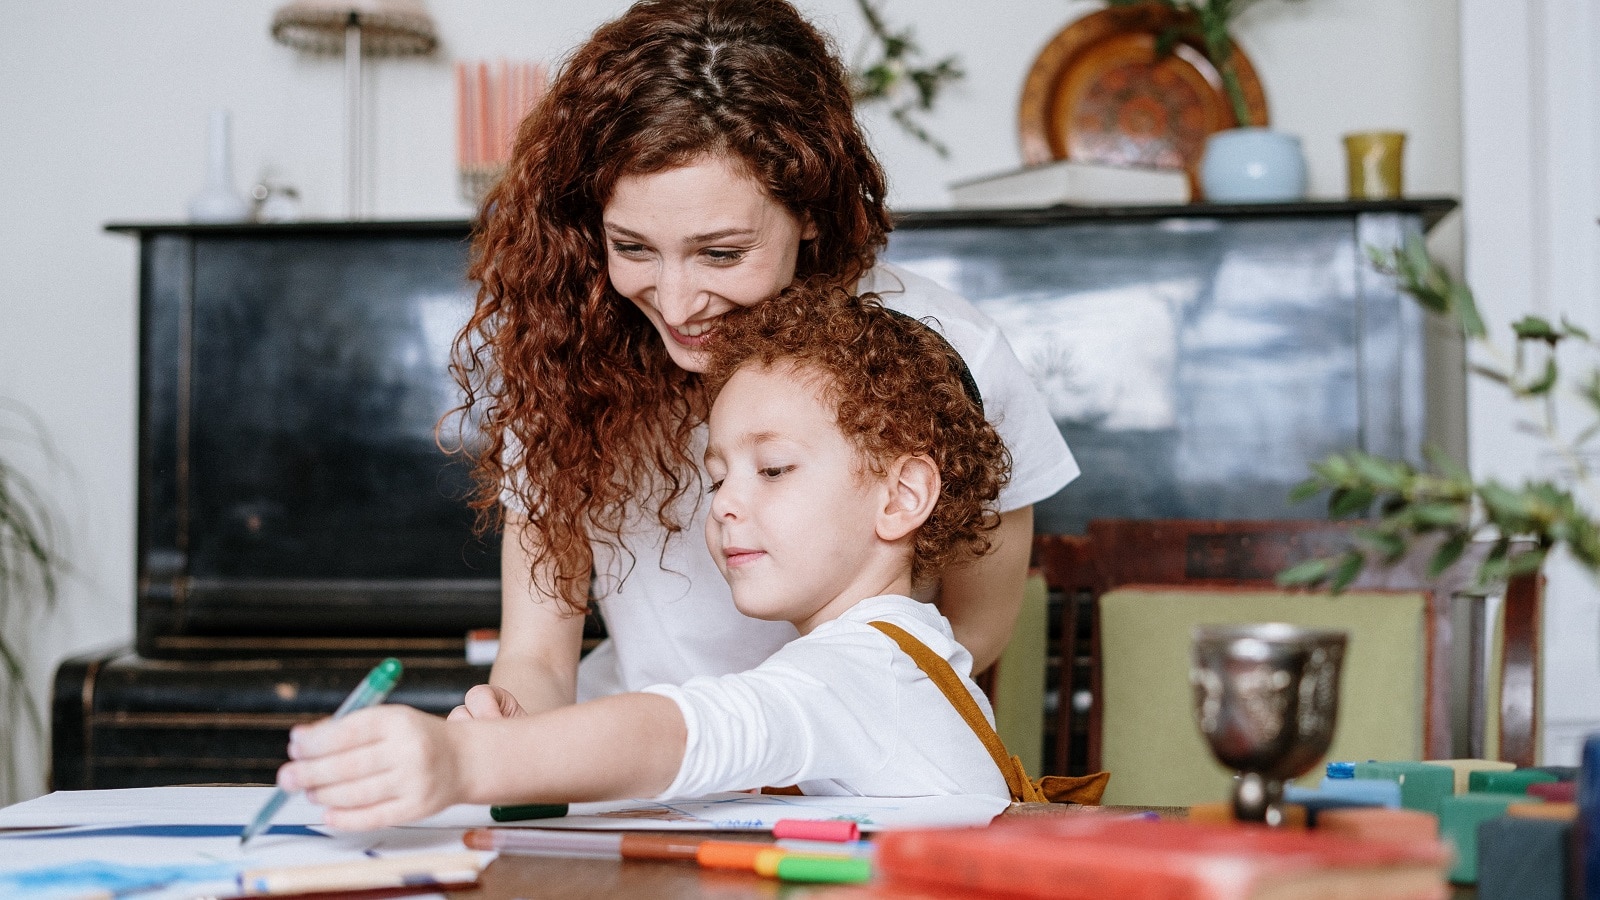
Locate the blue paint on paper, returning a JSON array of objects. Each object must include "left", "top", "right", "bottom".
[{"left": 0, "top": 859, "right": 235, "bottom": 899}]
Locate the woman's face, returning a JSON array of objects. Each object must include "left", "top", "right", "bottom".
[{"left": 603, "top": 154, "right": 817, "bottom": 373}]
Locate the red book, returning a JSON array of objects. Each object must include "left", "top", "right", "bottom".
[{"left": 875, "top": 816, "right": 1452, "bottom": 900}]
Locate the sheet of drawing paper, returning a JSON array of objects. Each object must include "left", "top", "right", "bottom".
[
  {"left": 411, "top": 792, "right": 1011, "bottom": 832},
  {"left": 0, "top": 826, "right": 479, "bottom": 900},
  {"left": 0, "top": 785, "right": 323, "bottom": 828}
]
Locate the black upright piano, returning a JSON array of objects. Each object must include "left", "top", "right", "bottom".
[{"left": 54, "top": 200, "right": 1454, "bottom": 788}]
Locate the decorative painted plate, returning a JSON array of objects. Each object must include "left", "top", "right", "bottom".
[{"left": 1018, "top": 6, "right": 1268, "bottom": 200}]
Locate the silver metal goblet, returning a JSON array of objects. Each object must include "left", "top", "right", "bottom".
[{"left": 1190, "top": 623, "right": 1348, "bottom": 825}]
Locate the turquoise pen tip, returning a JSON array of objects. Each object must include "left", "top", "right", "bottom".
[
  {"left": 370, "top": 657, "right": 403, "bottom": 692},
  {"left": 240, "top": 657, "right": 405, "bottom": 846},
  {"left": 240, "top": 788, "right": 290, "bottom": 845}
]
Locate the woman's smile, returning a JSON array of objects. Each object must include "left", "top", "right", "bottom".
[
  {"left": 602, "top": 153, "right": 815, "bottom": 373},
  {"left": 670, "top": 317, "right": 721, "bottom": 346}
]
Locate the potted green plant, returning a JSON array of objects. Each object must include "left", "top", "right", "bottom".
[
  {"left": 1108, "top": 0, "right": 1308, "bottom": 202},
  {"left": 0, "top": 402, "right": 62, "bottom": 804},
  {"left": 1280, "top": 240, "right": 1599, "bottom": 591}
]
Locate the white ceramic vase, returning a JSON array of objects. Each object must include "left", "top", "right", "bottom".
[
  {"left": 187, "top": 110, "right": 253, "bottom": 223},
  {"left": 1200, "top": 128, "right": 1308, "bottom": 204}
]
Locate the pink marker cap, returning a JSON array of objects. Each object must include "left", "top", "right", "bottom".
[{"left": 773, "top": 818, "right": 860, "bottom": 842}]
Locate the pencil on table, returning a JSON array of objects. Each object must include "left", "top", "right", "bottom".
[{"left": 238, "top": 850, "right": 486, "bottom": 896}]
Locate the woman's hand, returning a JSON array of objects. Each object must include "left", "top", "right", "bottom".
[
  {"left": 277, "top": 705, "right": 466, "bottom": 831},
  {"left": 448, "top": 683, "right": 527, "bottom": 721}
]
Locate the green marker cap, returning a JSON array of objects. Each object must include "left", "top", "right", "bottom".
[
  {"left": 775, "top": 855, "right": 873, "bottom": 884},
  {"left": 370, "top": 657, "right": 403, "bottom": 692},
  {"left": 490, "top": 802, "right": 569, "bottom": 822}
]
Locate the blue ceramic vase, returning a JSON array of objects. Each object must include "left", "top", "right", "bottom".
[{"left": 1200, "top": 128, "right": 1307, "bottom": 203}]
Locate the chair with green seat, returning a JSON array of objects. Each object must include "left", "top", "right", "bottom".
[
  {"left": 1098, "top": 585, "right": 1428, "bottom": 807},
  {"left": 1033, "top": 519, "right": 1543, "bottom": 795},
  {"left": 989, "top": 571, "right": 1050, "bottom": 777}
]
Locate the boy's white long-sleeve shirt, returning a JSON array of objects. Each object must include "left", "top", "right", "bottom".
[{"left": 639, "top": 594, "right": 1011, "bottom": 800}]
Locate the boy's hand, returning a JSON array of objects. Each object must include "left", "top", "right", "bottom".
[
  {"left": 277, "top": 705, "right": 465, "bottom": 831},
  {"left": 447, "top": 683, "right": 526, "bottom": 721}
]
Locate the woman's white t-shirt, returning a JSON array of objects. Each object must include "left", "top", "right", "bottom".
[{"left": 566, "top": 262, "right": 1078, "bottom": 700}]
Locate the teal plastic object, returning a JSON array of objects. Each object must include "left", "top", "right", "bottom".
[
  {"left": 1353, "top": 762, "right": 1454, "bottom": 814},
  {"left": 1469, "top": 768, "right": 1560, "bottom": 795},
  {"left": 1439, "top": 793, "right": 1538, "bottom": 884}
]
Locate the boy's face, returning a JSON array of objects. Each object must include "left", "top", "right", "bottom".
[{"left": 704, "top": 362, "right": 898, "bottom": 632}]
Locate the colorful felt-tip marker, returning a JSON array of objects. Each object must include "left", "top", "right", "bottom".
[
  {"left": 462, "top": 829, "right": 870, "bottom": 882},
  {"left": 240, "top": 657, "right": 404, "bottom": 846},
  {"left": 464, "top": 828, "right": 704, "bottom": 861},
  {"left": 755, "top": 850, "right": 873, "bottom": 884}
]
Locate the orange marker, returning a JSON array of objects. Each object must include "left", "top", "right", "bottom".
[{"left": 696, "top": 840, "right": 771, "bottom": 870}]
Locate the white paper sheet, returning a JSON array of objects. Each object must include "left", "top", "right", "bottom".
[
  {"left": 412, "top": 791, "right": 1010, "bottom": 832},
  {"left": 0, "top": 825, "right": 487, "bottom": 900},
  {"left": 0, "top": 786, "right": 322, "bottom": 828}
]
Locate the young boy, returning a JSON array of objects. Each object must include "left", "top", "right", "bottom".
[{"left": 277, "top": 284, "right": 1016, "bottom": 831}]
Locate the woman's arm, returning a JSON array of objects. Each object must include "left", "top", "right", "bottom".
[
  {"left": 482, "top": 515, "right": 589, "bottom": 715},
  {"left": 937, "top": 504, "right": 1033, "bottom": 673},
  {"left": 282, "top": 692, "right": 687, "bottom": 831}
]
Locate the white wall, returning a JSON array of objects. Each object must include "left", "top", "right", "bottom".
[
  {"left": 0, "top": 0, "right": 1463, "bottom": 800},
  {"left": 1461, "top": 0, "right": 1600, "bottom": 765}
]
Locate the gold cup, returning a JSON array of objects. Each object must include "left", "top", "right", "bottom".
[{"left": 1343, "top": 131, "right": 1406, "bottom": 200}]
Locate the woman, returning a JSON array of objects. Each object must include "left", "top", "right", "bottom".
[{"left": 450, "top": 0, "right": 1077, "bottom": 719}]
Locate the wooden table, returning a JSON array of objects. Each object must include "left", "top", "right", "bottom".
[{"left": 442, "top": 804, "right": 1478, "bottom": 899}]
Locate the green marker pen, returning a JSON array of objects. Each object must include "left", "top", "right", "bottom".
[
  {"left": 490, "top": 803, "right": 570, "bottom": 822},
  {"left": 240, "top": 657, "right": 404, "bottom": 846}
]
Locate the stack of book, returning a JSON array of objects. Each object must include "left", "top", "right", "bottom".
[
  {"left": 947, "top": 159, "right": 1191, "bottom": 209},
  {"left": 875, "top": 815, "right": 1451, "bottom": 899}
]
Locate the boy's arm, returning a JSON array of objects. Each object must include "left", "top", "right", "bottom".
[
  {"left": 280, "top": 692, "right": 686, "bottom": 831},
  {"left": 938, "top": 505, "right": 1033, "bottom": 673},
  {"left": 458, "top": 692, "right": 687, "bottom": 803}
]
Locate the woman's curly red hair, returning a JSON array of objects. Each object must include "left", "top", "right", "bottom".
[
  {"left": 701, "top": 284, "right": 1011, "bottom": 584},
  {"left": 447, "top": 0, "right": 892, "bottom": 609}
]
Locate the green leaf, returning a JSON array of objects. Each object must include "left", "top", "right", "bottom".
[
  {"left": 1580, "top": 371, "right": 1600, "bottom": 415},
  {"left": 1403, "top": 237, "right": 1433, "bottom": 285},
  {"left": 1288, "top": 476, "right": 1327, "bottom": 504},
  {"left": 1330, "top": 550, "right": 1366, "bottom": 593},
  {"left": 1428, "top": 532, "right": 1469, "bottom": 577},
  {"left": 1512, "top": 315, "right": 1558, "bottom": 342},
  {"left": 1561, "top": 316, "right": 1591, "bottom": 342},
  {"left": 1277, "top": 557, "right": 1334, "bottom": 587},
  {"left": 1479, "top": 484, "right": 1536, "bottom": 530},
  {"left": 1351, "top": 453, "right": 1410, "bottom": 491},
  {"left": 1451, "top": 281, "right": 1486, "bottom": 339},
  {"left": 1329, "top": 486, "right": 1375, "bottom": 518},
  {"left": 1366, "top": 246, "right": 1394, "bottom": 272},
  {"left": 1469, "top": 364, "right": 1511, "bottom": 386},
  {"left": 1520, "top": 357, "right": 1560, "bottom": 396},
  {"left": 1410, "top": 501, "right": 1467, "bottom": 528}
]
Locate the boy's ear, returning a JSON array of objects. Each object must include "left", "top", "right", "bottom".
[{"left": 877, "top": 455, "right": 939, "bottom": 543}]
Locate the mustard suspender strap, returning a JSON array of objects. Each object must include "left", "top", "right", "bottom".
[{"left": 867, "top": 620, "right": 1042, "bottom": 803}]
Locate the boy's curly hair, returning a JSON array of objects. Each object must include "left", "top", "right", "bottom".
[{"left": 701, "top": 282, "right": 1011, "bottom": 584}]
